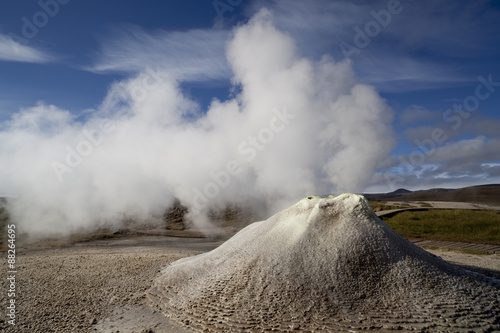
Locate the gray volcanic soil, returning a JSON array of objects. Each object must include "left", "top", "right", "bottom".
[
  {"left": 148, "top": 194, "right": 500, "bottom": 332},
  {"left": 1, "top": 195, "right": 500, "bottom": 332},
  {"left": 0, "top": 236, "right": 220, "bottom": 333}
]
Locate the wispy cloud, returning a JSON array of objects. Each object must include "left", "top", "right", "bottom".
[
  {"left": 354, "top": 55, "right": 470, "bottom": 92},
  {"left": 248, "top": 0, "right": 500, "bottom": 92},
  {"left": 0, "top": 34, "right": 55, "bottom": 63},
  {"left": 386, "top": 110, "right": 500, "bottom": 189},
  {"left": 370, "top": 135, "right": 500, "bottom": 191},
  {"left": 87, "top": 26, "right": 231, "bottom": 82},
  {"left": 86, "top": 0, "right": 500, "bottom": 91}
]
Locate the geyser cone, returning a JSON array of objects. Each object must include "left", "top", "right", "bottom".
[{"left": 148, "top": 194, "right": 500, "bottom": 331}]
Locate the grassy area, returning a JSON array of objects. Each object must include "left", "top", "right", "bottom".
[{"left": 381, "top": 209, "right": 500, "bottom": 245}]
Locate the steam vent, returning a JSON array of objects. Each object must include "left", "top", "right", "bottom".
[{"left": 148, "top": 194, "right": 500, "bottom": 332}]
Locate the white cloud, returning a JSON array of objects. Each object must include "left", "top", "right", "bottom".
[
  {"left": 0, "top": 33, "right": 55, "bottom": 63},
  {"left": 426, "top": 137, "right": 500, "bottom": 166},
  {"left": 482, "top": 162, "right": 500, "bottom": 168},
  {"left": 371, "top": 136, "right": 500, "bottom": 191},
  {"left": 87, "top": 26, "right": 231, "bottom": 82},
  {"left": 354, "top": 55, "right": 469, "bottom": 92}
]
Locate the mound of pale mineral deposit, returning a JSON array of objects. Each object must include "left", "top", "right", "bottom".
[{"left": 148, "top": 194, "right": 500, "bottom": 332}]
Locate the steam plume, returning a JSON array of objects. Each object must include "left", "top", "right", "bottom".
[{"left": 0, "top": 10, "right": 394, "bottom": 236}]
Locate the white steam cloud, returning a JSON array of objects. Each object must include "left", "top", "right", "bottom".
[{"left": 0, "top": 10, "right": 394, "bottom": 236}]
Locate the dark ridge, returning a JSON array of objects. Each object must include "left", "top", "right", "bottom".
[
  {"left": 391, "top": 188, "right": 412, "bottom": 195},
  {"left": 364, "top": 184, "right": 500, "bottom": 204}
]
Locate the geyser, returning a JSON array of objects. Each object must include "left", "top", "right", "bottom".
[
  {"left": 149, "top": 194, "right": 500, "bottom": 332},
  {"left": 0, "top": 9, "right": 395, "bottom": 237}
]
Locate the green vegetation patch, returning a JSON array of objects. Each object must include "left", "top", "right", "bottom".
[{"left": 381, "top": 209, "right": 500, "bottom": 245}]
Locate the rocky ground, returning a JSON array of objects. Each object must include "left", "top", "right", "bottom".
[{"left": 1, "top": 234, "right": 499, "bottom": 332}]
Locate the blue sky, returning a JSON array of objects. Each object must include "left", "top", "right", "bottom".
[{"left": 1, "top": 0, "right": 500, "bottom": 197}]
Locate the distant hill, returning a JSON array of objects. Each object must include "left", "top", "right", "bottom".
[
  {"left": 363, "top": 188, "right": 413, "bottom": 201},
  {"left": 364, "top": 184, "right": 500, "bottom": 205}
]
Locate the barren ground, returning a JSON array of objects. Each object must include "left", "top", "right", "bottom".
[
  {"left": 1, "top": 236, "right": 222, "bottom": 333},
  {"left": 1, "top": 233, "right": 499, "bottom": 333}
]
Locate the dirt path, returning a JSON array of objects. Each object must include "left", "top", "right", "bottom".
[
  {"left": 383, "top": 200, "right": 500, "bottom": 211},
  {"left": 425, "top": 248, "right": 500, "bottom": 273},
  {"left": 376, "top": 201, "right": 500, "bottom": 218},
  {"left": 411, "top": 239, "right": 500, "bottom": 254}
]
